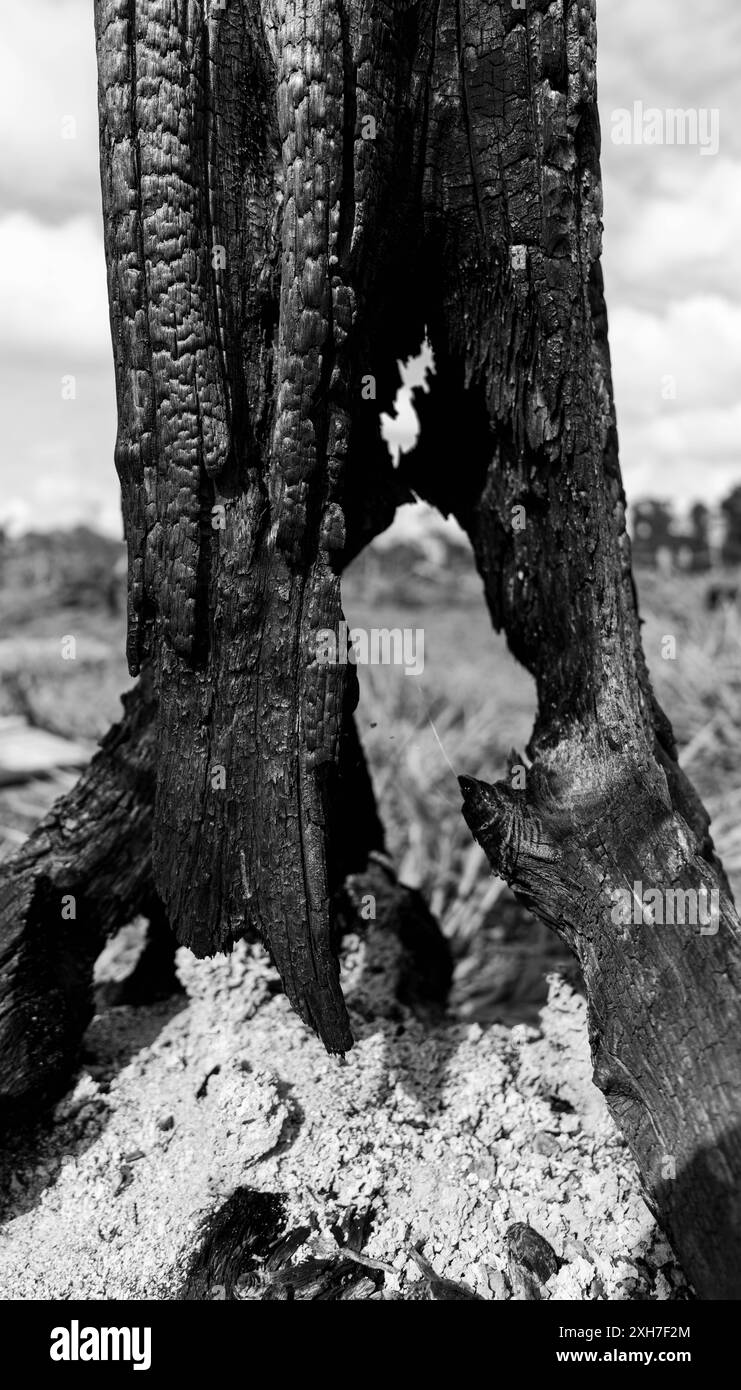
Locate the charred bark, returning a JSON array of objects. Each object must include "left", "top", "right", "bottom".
[
  {"left": 402, "top": 1, "right": 741, "bottom": 1297},
  {"left": 0, "top": 666, "right": 444, "bottom": 1105},
  {"left": 0, "top": 676, "right": 158, "bottom": 1109},
  {"left": 94, "top": 0, "right": 429, "bottom": 1051}
]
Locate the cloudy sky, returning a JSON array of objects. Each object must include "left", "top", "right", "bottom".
[{"left": 0, "top": 0, "right": 738, "bottom": 534}]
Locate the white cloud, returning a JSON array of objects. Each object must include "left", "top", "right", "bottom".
[
  {"left": 374, "top": 501, "right": 467, "bottom": 557},
  {"left": 597, "top": 0, "right": 741, "bottom": 504},
  {"left": 620, "top": 404, "right": 741, "bottom": 507},
  {"left": 0, "top": 357, "right": 119, "bottom": 536},
  {"left": 24, "top": 467, "right": 122, "bottom": 536},
  {"left": 0, "top": 0, "right": 100, "bottom": 219},
  {"left": 599, "top": 0, "right": 741, "bottom": 155},
  {"left": 0, "top": 212, "right": 110, "bottom": 360},
  {"left": 610, "top": 298, "right": 741, "bottom": 506},
  {"left": 610, "top": 297, "right": 741, "bottom": 421},
  {"left": 603, "top": 158, "right": 741, "bottom": 309},
  {"left": 0, "top": 475, "right": 122, "bottom": 538}
]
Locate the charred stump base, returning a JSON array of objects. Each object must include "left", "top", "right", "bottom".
[
  {"left": 0, "top": 676, "right": 159, "bottom": 1113},
  {"left": 0, "top": 678, "right": 451, "bottom": 1113},
  {"left": 462, "top": 733, "right": 741, "bottom": 1300}
]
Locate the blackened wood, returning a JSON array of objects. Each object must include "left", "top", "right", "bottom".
[
  {"left": 0, "top": 677, "right": 158, "bottom": 1107},
  {"left": 94, "top": 0, "right": 430, "bottom": 1051},
  {"left": 0, "top": 675, "right": 421, "bottom": 1104},
  {"left": 403, "top": 0, "right": 741, "bottom": 1299}
]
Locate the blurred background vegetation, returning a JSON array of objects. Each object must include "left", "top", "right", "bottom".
[{"left": 1, "top": 499, "right": 740, "bottom": 1026}]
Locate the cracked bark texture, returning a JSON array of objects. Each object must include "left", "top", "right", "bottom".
[
  {"left": 0, "top": 676, "right": 160, "bottom": 1110},
  {"left": 403, "top": 1, "right": 741, "bottom": 1298},
  {"left": 0, "top": 666, "right": 435, "bottom": 1107},
  {"left": 0, "top": 0, "right": 732, "bottom": 1294},
  {"left": 94, "top": 0, "right": 429, "bottom": 1052}
]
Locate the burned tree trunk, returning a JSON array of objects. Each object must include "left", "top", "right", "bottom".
[
  {"left": 0, "top": 0, "right": 738, "bottom": 1297},
  {"left": 0, "top": 676, "right": 159, "bottom": 1108},
  {"left": 402, "top": 3, "right": 741, "bottom": 1298},
  {"left": 0, "top": 663, "right": 442, "bottom": 1105},
  {"left": 93, "top": 0, "right": 425, "bottom": 1050}
]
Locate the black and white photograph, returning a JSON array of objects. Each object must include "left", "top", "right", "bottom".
[{"left": 0, "top": 0, "right": 739, "bottom": 1359}]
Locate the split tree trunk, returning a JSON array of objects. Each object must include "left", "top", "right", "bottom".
[
  {"left": 93, "top": 0, "right": 424, "bottom": 1050},
  {"left": 0, "top": 663, "right": 445, "bottom": 1106},
  {"left": 0, "top": 0, "right": 739, "bottom": 1296}
]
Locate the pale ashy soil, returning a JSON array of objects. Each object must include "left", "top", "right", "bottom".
[{"left": 0, "top": 929, "right": 687, "bottom": 1301}]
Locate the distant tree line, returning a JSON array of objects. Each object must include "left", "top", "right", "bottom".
[
  {"left": 0, "top": 526, "right": 124, "bottom": 618},
  {"left": 631, "top": 487, "right": 741, "bottom": 571}
]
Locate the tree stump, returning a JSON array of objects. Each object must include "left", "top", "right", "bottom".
[{"left": 0, "top": 0, "right": 738, "bottom": 1297}]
